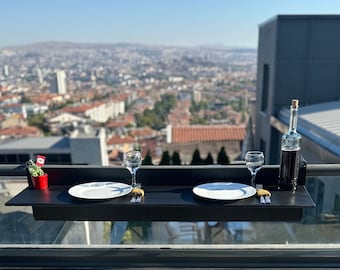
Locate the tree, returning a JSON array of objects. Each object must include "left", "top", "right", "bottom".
[
  {"left": 27, "top": 113, "right": 50, "bottom": 135},
  {"left": 134, "top": 94, "right": 176, "bottom": 130},
  {"left": 171, "top": 151, "right": 181, "bottom": 165},
  {"left": 190, "top": 149, "right": 202, "bottom": 165},
  {"left": 190, "top": 116, "right": 206, "bottom": 125},
  {"left": 203, "top": 152, "right": 214, "bottom": 165},
  {"left": 159, "top": 151, "right": 171, "bottom": 165},
  {"left": 142, "top": 149, "right": 153, "bottom": 165},
  {"left": 21, "top": 96, "right": 32, "bottom": 104},
  {"left": 217, "top": 147, "right": 230, "bottom": 165}
]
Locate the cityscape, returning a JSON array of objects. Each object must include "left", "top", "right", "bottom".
[
  {"left": 0, "top": 41, "right": 260, "bottom": 246},
  {"left": 0, "top": 42, "right": 257, "bottom": 165},
  {"left": 1, "top": 4, "right": 340, "bottom": 265}
]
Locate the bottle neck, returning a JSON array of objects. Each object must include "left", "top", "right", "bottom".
[{"left": 289, "top": 106, "right": 298, "bottom": 132}]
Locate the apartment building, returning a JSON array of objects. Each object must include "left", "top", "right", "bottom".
[
  {"left": 256, "top": 15, "right": 340, "bottom": 164},
  {"left": 256, "top": 15, "right": 340, "bottom": 221}
]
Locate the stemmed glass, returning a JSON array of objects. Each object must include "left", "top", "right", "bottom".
[
  {"left": 245, "top": 151, "right": 264, "bottom": 187},
  {"left": 123, "top": 150, "right": 142, "bottom": 187}
]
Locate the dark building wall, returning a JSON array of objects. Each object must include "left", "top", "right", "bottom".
[
  {"left": 256, "top": 15, "right": 340, "bottom": 163},
  {"left": 275, "top": 17, "right": 340, "bottom": 106},
  {"left": 255, "top": 17, "right": 278, "bottom": 163}
]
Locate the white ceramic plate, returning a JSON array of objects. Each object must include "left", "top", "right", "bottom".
[
  {"left": 68, "top": 181, "right": 132, "bottom": 200},
  {"left": 193, "top": 182, "right": 256, "bottom": 201}
]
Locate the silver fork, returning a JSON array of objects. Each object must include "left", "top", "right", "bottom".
[
  {"left": 264, "top": 195, "right": 271, "bottom": 204},
  {"left": 256, "top": 184, "right": 271, "bottom": 204},
  {"left": 130, "top": 194, "right": 142, "bottom": 203}
]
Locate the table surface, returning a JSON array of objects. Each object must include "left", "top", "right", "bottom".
[{"left": 6, "top": 184, "right": 315, "bottom": 221}]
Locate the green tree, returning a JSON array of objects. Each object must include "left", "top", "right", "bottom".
[
  {"left": 171, "top": 151, "right": 181, "bottom": 165},
  {"left": 27, "top": 113, "right": 50, "bottom": 135},
  {"left": 159, "top": 151, "right": 171, "bottom": 165},
  {"left": 142, "top": 149, "right": 153, "bottom": 165},
  {"left": 203, "top": 152, "right": 214, "bottom": 165},
  {"left": 190, "top": 117, "right": 206, "bottom": 125},
  {"left": 190, "top": 100, "right": 208, "bottom": 113},
  {"left": 21, "top": 96, "right": 32, "bottom": 104},
  {"left": 134, "top": 94, "right": 176, "bottom": 130},
  {"left": 190, "top": 149, "right": 202, "bottom": 165},
  {"left": 217, "top": 147, "right": 230, "bottom": 165}
]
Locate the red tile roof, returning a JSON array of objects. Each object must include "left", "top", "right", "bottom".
[
  {"left": 0, "top": 114, "right": 6, "bottom": 122},
  {"left": 172, "top": 125, "right": 245, "bottom": 143},
  {"left": 0, "top": 126, "right": 41, "bottom": 137},
  {"left": 106, "top": 114, "right": 135, "bottom": 128},
  {"left": 27, "top": 93, "right": 60, "bottom": 104},
  {"left": 129, "top": 127, "right": 156, "bottom": 138},
  {"left": 114, "top": 94, "right": 128, "bottom": 102},
  {"left": 106, "top": 120, "right": 130, "bottom": 128},
  {"left": 62, "top": 102, "right": 106, "bottom": 114},
  {"left": 107, "top": 135, "right": 135, "bottom": 145}
]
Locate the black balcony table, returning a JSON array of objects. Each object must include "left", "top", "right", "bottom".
[{"left": 5, "top": 165, "right": 315, "bottom": 222}]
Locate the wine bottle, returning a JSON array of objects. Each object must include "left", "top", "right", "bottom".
[{"left": 278, "top": 99, "right": 302, "bottom": 191}]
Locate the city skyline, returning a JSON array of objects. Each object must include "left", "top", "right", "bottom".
[{"left": 1, "top": 0, "right": 340, "bottom": 49}]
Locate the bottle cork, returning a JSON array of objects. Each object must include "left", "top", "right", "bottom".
[{"left": 291, "top": 99, "right": 299, "bottom": 108}]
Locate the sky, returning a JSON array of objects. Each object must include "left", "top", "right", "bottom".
[{"left": 1, "top": 0, "right": 340, "bottom": 48}]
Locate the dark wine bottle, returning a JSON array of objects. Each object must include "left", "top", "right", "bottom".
[{"left": 278, "top": 99, "right": 301, "bottom": 191}]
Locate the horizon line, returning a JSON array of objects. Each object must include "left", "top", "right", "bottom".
[{"left": 0, "top": 41, "right": 257, "bottom": 50}]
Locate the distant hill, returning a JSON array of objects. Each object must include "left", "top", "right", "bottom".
[{"left": 1, "top": 41, "right": 256, "bottom": 53}]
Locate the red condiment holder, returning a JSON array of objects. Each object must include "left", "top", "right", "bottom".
[{"left": 32, "top": 174, "right": 48, "bottom": 190}]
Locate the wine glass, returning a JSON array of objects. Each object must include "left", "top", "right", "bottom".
[
  {"left": 123, "top": 150, "right": 142, "bottom": 187},
  {"left": 245, "top": 151, "right": 264, "bottom": 187}
]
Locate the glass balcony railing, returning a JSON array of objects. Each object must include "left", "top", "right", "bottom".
[{"left": 1, "top": 164, "right": 340, "bottom": 268}]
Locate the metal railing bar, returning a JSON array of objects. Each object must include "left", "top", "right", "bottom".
[{"left": 0, "top": 163, "right": 339, "bottom": 178}]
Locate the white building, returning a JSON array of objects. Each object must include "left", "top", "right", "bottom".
[
  {"left": 0, "top": 127, "right": 108, "bottom": 166},
  {"left": 84, "top": 101, "right": 124, "bottom": 123},
  {"left": 64, "top": 99, "right": 125, "bottom": 123},
  {"left": 193, "top": 90, "right": 202, "bottom": 103},
  {"left": 36, "top": 68, "right": 43, "bottom": 84},
  {"left": 47, "top": 112, "right": 88, "bottom": 135}
]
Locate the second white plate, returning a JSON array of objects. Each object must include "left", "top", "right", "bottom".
[
  {"left": 68, "top": 181, "right": 132, "bottom": 200},
  {"left": 193, "top": 182, "right": 256, "bottom": 201}
]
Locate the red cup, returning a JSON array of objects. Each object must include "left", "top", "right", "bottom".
[{"left": 32, "top": 174, "right": 48, "bottom": 190}]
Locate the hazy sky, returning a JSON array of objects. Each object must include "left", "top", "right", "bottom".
[{"left": 1, "top": 0, "right": 340, "bottom": 48}]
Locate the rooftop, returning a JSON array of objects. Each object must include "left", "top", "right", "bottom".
[
  {"left": 0, "top": 136, "right": 69, "bottom": 150},
  {"left": 171, "top": 125, "right": 246, "bottom": 144},
  {"left": 299, "top": 101, "right": 340, "bottom": 137},
  {"left": 0, "top": 126, "right": 41, "bottom": 137},
  {"left": 107, "top": 135, "right": 135, "bottom": 145},
  {"left": 261, "top": 14, "right": 340, "bottom": 27},
  {"left": 278, "top": 101, "right": 340, "bottom": 157}
]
